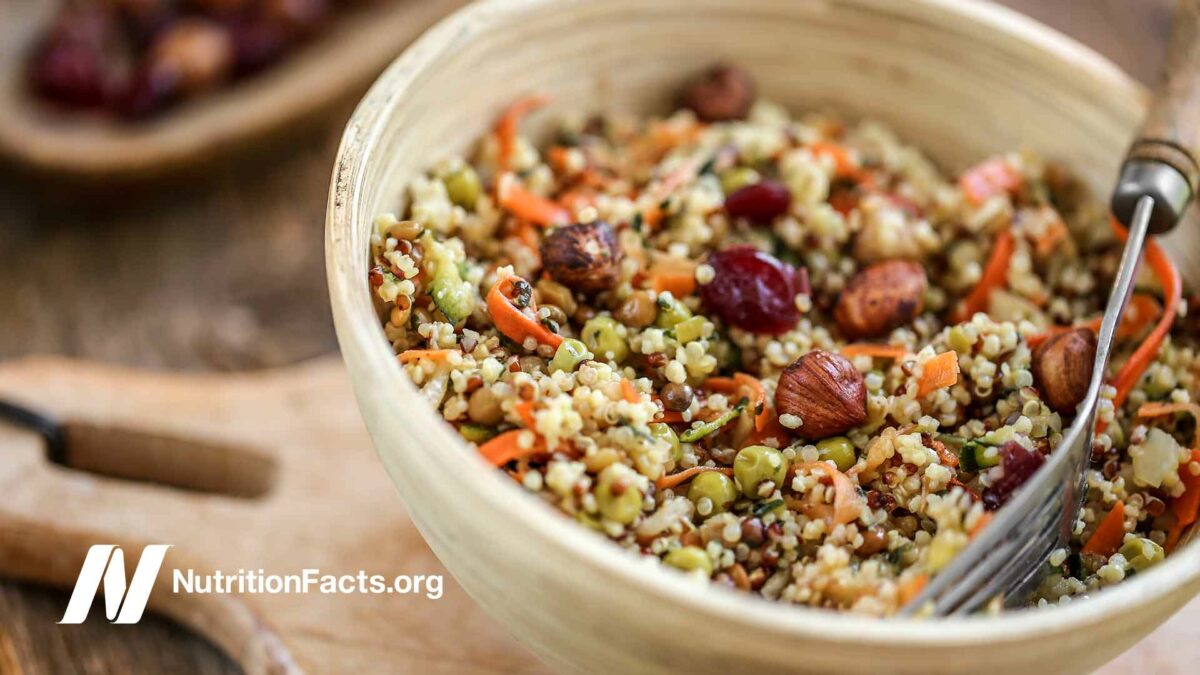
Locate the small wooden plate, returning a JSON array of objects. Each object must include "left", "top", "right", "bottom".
[{"left": 0, "top": 0, "right": 466, "bottom": 179}]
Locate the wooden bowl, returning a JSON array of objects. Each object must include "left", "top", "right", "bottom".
[
  {"left": 327, "top": 1, "right": 1200, "bottom": 672},
  {"left": 0, "top": 0, "right": 465, "bottom": 179}
]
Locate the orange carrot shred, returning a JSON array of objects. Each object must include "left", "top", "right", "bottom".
[
  {"left": 954, "top": 229, "right": 1015, "bottom": 322},
  {"left": 1167, "top": 450, "right": 1200, "bottom": 551},
  {"left": 917, "top": 351, "right": 959, "bottom": 398},
  {"left": 841, "top": 343, "right": 909, "bottom": 360},
  {"left": 968, "top": 512, "right": 994, "bottom": 540},
  {"left": 398, "top": 349, "right": 455, "bottom": 363},
  {"left": 478, "top": 429, "right": 544, "bottom": 466},
  {"left": 1138, "top": 402, "right": 1200, "bottom": 452},
  {"left": 514, "top": 400, "right": 536, "bottom": 428},
  {"left": 959, "top": 157, "right": 1022, "bottom": 206},
  {"left": 1082, "top": 500, "right": 1126, "bottom": 557},
  {"left": 898, "top": 574, "right": 929, "bottom": 605},
  {"left": 486, "top": 273, "right": 564, "bottom": 350},
  {"left": 1107, "top": 220, "right": 1182, "bottom": 414},
  {"left": 497, "top": 172, "right": 570, "bottom": 227},
  {"left": 495, "top": 94, "right": 549, "bottom": 172},
  {"left": 655, "top": 466, "right": 733, "bottom": 491},
  {"left": 810, "top": 141, "right": 859, "bottom": 179},
  {"left": 620, "top": 379, "right": 640, "bottom": 404}
]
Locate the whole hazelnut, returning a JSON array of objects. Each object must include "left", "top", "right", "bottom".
[
  {"left": 540, "top": 221, "right": 622, "bottom": 293},
  {"left": 1031, "top": 328, "right": 1096, "bottom": 414},
  {"left": 775, "top": 350, "right": 867, "bottom": 439},
  {"left": 833, "top": 260, "right": 927, "bottom": 339},
  {"left": 148, "top": 18, "right": 234, "bottom": 93},
  {"left": 679, "top": 63, "right": 756, "bottom": 122},
  {"left": 660, "top": 382, "right": 695, "bottom": 412}
]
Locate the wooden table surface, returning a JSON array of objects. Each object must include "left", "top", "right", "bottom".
[{"left": 0, "top": 1, "right": 1183, "bottom": 673}]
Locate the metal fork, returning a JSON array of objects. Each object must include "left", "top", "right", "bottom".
[{"left": 902, "top": 0, "right": 1200, "bottom": 616}]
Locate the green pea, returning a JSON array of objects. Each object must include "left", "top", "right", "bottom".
[
  {"left": 441, "top": 165, "right": 481, "bottom": 209},
  {"left": 816, "top": 436, "right": 857, "bottom": 472},
  {"left": 946, "top": 325, "right": 973, "bottom": 354},
  {"left": 649, "top": 423, "right": 682, "bottom": 464},
  {"left": 663, "top": 546, "right": 713, "bottom": 576},
  {"left": 595, "top": 464, "right": 643, "bottom": 525},
  {"left": 674, "top": 316, "right": 707, "bottom": 344},
  {"left": 734, "top": 444, "right": 788, "bottom": 498},
  {"left": 581, "top": 316, "right": 630, "bottom": 363},
  {"left": 1119, "top": 537, "right": 1165, "bottom": 572},
  {"left": 655, "top": 295, "right": 692, "bottom": 330},
  {"left": 719, "top": 167, "right": 760, "bottom": 195},
  {"left": 687, "top": 471, "right": 738, "bottom": 516},
  {"left": 549, "top": 338, "right": 592, "bottom": 373}
]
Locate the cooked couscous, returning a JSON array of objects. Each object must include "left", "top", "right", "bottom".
[{"left": 368, "top": 64, "right": 1199, "bottom": 615}]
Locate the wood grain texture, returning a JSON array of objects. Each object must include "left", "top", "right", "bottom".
[
  {"left": 0, "top": 357, "right": 545, "bottom": 675},
  {"left": 0, "top": 1, "right": 1189, "bottom": 674},
  {"left": 1137, "top": 0, "right": 1200, "bottom": 176}
]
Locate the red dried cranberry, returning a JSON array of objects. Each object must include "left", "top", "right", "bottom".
[
  {"left": 981, "top": 441, "right": 1046, "bottom": 510},
  {"left": 226, "top": 15, "right": 291, "bottom": 75},
  {"left": 117, "top": 64, "right": 181, "bottom": 119},
  {"left": 28, "top": 39, "right": 110, "bottom": 108},
  {"left": 725, "top": 180, "right": 792, "bottom": 224},
  {"left": 699, "top": 245, "right": 802, "bottom": 335}
]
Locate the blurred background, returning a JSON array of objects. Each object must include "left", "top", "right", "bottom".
[{"left": 0, "top": 0, "right": 1175, "bottom": 673}]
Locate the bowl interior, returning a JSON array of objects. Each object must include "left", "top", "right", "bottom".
[{"left": 329, "top": 1, "right": 1200, "bottom": 672}]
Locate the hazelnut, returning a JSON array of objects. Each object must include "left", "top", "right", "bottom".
[
  {"left": 679, "top": 63, "right": 756, "bottom": 122},
  {"left": 775, "top": 350, "right": 867, "bottom": 439},
  {"left": 540, "top": 221, "right": 622, "bottom": 293},
  {"left": 1031, "top": 328, "right": 1095, "bottom": 414},
  {"left": 833, "top": 260, "right": 927, "bottom": 339},
  {"left": 149, "top": 18, "right": 234, "bottom": 93}
]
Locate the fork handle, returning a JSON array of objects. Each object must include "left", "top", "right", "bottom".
[{"left": 1112, "top": 0, "right": 1200, "bottom": 233}]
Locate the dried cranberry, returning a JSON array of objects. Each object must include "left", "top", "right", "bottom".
[
  {"left": 700, "top": 245, "right": 802, "bottom": 335},
  {"left": 117, "top": 64, "right": 181, "bottom": 119},
  {"left": 981, "top": 441, "right": 1046, "bottom": 510},
  {"left": 28, "top": 39, "right": 110, "bottom": 108},
  {"left": 226, "top": 15, "right": 291, "bottom": 75},
  {"left": 725, "top": 180, "right": 792, "bottom": 224}
]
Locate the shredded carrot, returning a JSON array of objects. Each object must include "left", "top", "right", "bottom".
[
  {"left": 1081, "top": 500, "right": 1126, "bottom": 557},
  {"left": 620, "top": 379, "right": 640, "bottom": 404},
  {"left": 930, "top": 437, "right": 958, "bottom": 468},
  {"left": 486, "top": 273, "right": 564, "bottom": 350},
  {"left": 841, "top": 343, "right": 909, "bottom": 360},
  {"left": 810, "top": 141, "right": 859, "bottom": 179},
  {"left": 514, "top": 400, "right": 536, "bottom": 428},
  {"left": 704, "top": 374, "right": 768, "bottom": 431},
  {"left": 741, "top": 416, "right": 791, "bottom": 449},
  {"left": 398, "top": 349, "right": 455, "bottom": 363},
  {"left": 1167, "top": 450, "right": 1200, "bottom": 551},
  {"left": 968, "top": 512, "right": 994, "bottom": 540},
  {"left": 1028, "top": 293, "right": 1161, "bottom": 348},
  {"left": 640, "top": 158, "right": 701, "bottom": 230},
  {"left": 917, "top": 351, "right": 960, "bottom": 398},
  {"left": 959, "top": 157, "right": 1022, "bottom": 206},
  {"left": 655, "top": 466, "right": 733, "bottom": 491},
  {"left": 792, "top": 463, "right": 863, "bottom": 526},
  {"left": 1107, "top": 220, "right": 1182, "bottom": 414},
  {"left": 649, "top": 254, "right": 697, "bottom": 297},
  {"left": 898, "top": 574, "right": 929, "bottom": 605},
  {"left": 495, "top": 94, "right": 549, "bottom": 171},
  {"left": 478, "top": 429, "right": 544, "bottom": 466},
  {"left": 556, "top": 188, "right": 597, "bottom": 214},
  {"left": 954, "top": 229, "right": 1015, "bottom": 322},
  {"left": 1033, "top": 212, "right": 1069, "bottom": 256},
  {"left": 1138, "top": 402, "right": 1200, "bottom": 452},
  {"left": 497, "top": 172, "right": 570, "bottom": 227}
]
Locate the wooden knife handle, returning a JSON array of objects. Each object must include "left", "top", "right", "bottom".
[{"left": 1129, "top": 0, "right": 1200, "bottom": 190}]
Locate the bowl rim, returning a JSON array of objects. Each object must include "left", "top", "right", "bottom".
[{"left": 328, "top": 0, "right": 1200, "bottom": 647}]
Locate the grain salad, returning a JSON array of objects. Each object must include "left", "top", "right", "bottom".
[{"left": 368, "top": 64, "right": 1200, "bottom": 615}]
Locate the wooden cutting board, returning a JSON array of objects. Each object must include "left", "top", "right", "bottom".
[
  {"left": 0, "top": 355, "right": 1195, "bottom": 674},
  {"left": 0, "top": 356, "right": 545, "bottom": 674}
]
